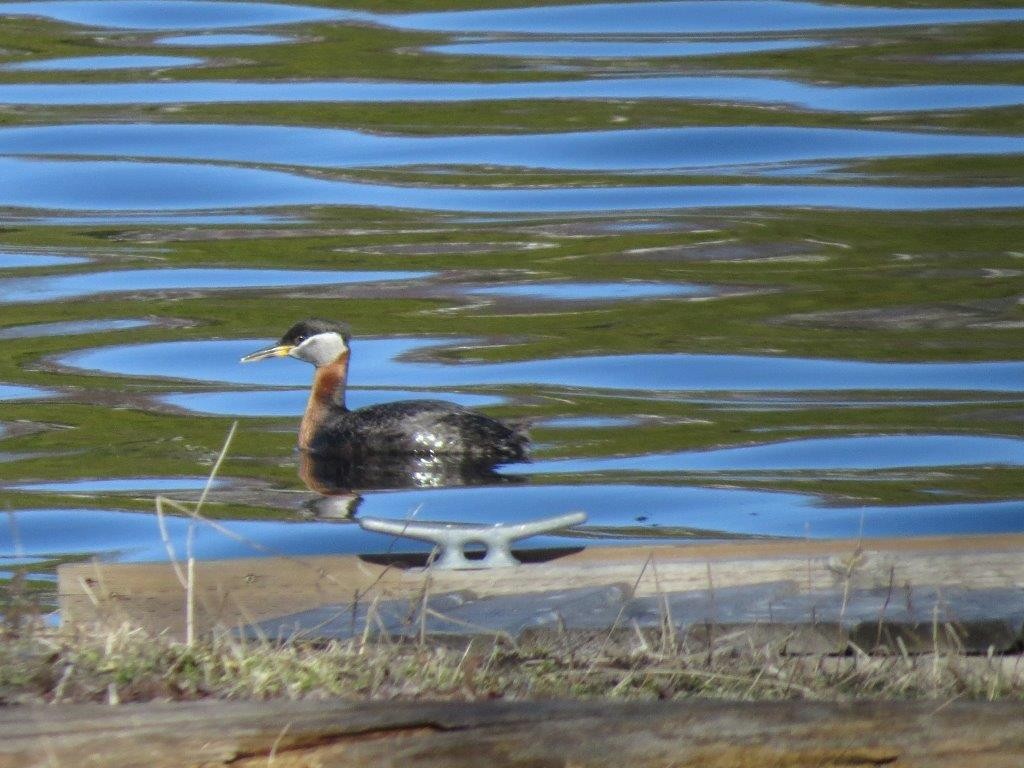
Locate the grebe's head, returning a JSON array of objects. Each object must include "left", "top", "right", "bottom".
[{"left": 240, "top": 319, "right": 351, "bottom": 368}]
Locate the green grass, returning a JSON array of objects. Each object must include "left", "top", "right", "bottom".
[{"left": 3, "top": 614, "right": 1022, "bottom": 705}]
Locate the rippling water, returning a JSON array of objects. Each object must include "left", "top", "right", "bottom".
[{"left": 1, "top": 0, "right": 1023, "bottom": 611}]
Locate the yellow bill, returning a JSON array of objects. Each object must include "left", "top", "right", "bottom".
[{"left": 240, "top": 344, "right": 294, "bottom": 363}]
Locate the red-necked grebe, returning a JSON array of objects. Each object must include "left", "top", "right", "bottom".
[{"left": 240, "top": 319, "right": 528, "bottom": 460}]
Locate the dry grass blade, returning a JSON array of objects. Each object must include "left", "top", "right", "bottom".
[
  {"left": 158, "top": 420, "right": 237, "bottom": 646},
  {"left": 155, "top": 496, "right": 187, "bottom": 590},
  {"left": 585, "top": 553, "right": 654, "bottom": 678},
  {"left": 197, "top": 420, "right": 237, "bottom": 514},
  {"left": 5, "top": 615, "right": 1024, "bottom": 704}
]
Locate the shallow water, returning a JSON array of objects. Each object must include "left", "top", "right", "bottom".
[
  {"left": 58, "top": 338, "right": 1024, "bottom": 392},
  {"left": 468, "top": 282, "right": 706, "bottom": 301},
  {"left": 0, "top": 384, "right": 56, "bottom": 401},
  {"left": 155, "top": 33, "right": 294, "bottom": 46},
  {"left": 428, "top": 39, "right": 823, "bottom": 59},
  {"left": 0, "top": 251, "right": 89, "bottom": 269},
  {"left": 11, "top": 0, "right": 1021, "bottom": 34},
  {"left": 6, "top": 157, "right": 1023, "bottom": 213},
  {"left": 0, "top": 0, "right": 1022, "bottom": 610},
  {"left": 510, "top": 435, "right": 1024, "bottom": 474},
  {"left": 384, "top": 2, "right": 1024, "bottom": 33},
  {"left": 0, "top": 319, "right": 154, "bottom": 340},
  {"left": 0, "top": 267, "right": 428, "bottom": 303},
  {"left": 0, "top": 0, "right": 345, "bottom": 30},
  {"left": 3, "top": 79, "right": 1024, "bottom": 112},
  {"left": 1, "top": 55, "right": 203, "bottom": 71},
  {"left": 7, "top": 124, "right": 1022, "bottom": 170},
  {"left": 159, "top": 388, "right": 505, "bottom": 417}
]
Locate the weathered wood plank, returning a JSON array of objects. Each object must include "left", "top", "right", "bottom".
[
  {"left": 58, "top": 534, "right": 1024, "bottom": 639},
  {"left": 245, "top": 581, "right": 1024, "bottom": 653},
  {"left": 3, "top": 698, "right": 1024, "bottom": 767}
]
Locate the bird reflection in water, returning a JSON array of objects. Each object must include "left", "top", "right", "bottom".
[{"left": 298, "top": 448, "right": 525, "bottom": 519}]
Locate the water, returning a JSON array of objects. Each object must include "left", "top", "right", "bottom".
[
  {"left": 428, "top": 39, "right": 823, "bottom": 59},
  {"left": 0, "top": 384, "right": 56, "bottom": 401},
  {"left": 12, "top": 477, "right": 221, "bottom": 493},
  {"left": 7, "top": 124, "right": 1022, "bottom": 171},
  {"left": 0, "top": 251, "right": 90, "bottom": 269},
  {"left": 3, "top": 79, "right": 1023, "bottom": 111},
  {"left": 0, "top": 1, "right": 345, "bottom": 30},
  {"left": 6, "top": 157, "right": 1022, "bottom": 212},
  {"left": 510, "top": 435, "right": 1024, "bottom": 474},
  {"left": 0, "top": 319, "right": 154, "bottom": 340},
  {"left": 57, "top": 338, "right": 1024, "bottom": 392},
  {"left": 382, "top": 2, "right": 1024, "bottom": 33},
  {"left": 468, "top": 282, "right": 707, "bottom": 301},
  {"left": 6, "top": 1, "right": 1024, "bottom": 33},
  {"left": 0, "top": 268, "right": 429, "bottom": 303},
  {"left": 2, "top": 55, "right": 203, "bottom": 71},
  {"left": 155, "top": 33, "right": 294, "bottom": 46},
  {"left": 1, "top": 0, "right": 1022, "bottom": 611},
  {"left": 159, "top": 389, "right": 505, "bottom": 417}
]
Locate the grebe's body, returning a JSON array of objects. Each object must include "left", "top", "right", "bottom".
[{"left": 242, "top": 319, "right": 528, "bottom": 461}]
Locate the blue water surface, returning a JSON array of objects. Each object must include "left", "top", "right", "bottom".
[
  {"left": 387, "top": 1, "right": 1024, "bottom": 34},
  {"left": 59, "top": 338, "right": 1024, "bottom": 393},
  {"left": 2, "top": 157, "right": 1021, "bottom": 213},
  {"left": 1, "top": 0, "right": 1023, "bottom": 564},
  {"left": 508, "top": 435, "right": 1024, "bottom": 474},
  {"left": 6, "top": 494, "right": 1024, "bottom": 566},
  {"left": 155, "top": 32, "right": 294, "bottom": 45},
  {"left": 4, "top": 124, "right": 1021, "bottom": 171},
  {"left": 0, "top": 251, "right": 89, "bottom": 268},
  {"left": 0, "top": 0, "right": 345, "bottom": 30},
  {"left": 1, "top": 78, "right": 1022, "bottom": 112},
  {"left": 428, "top": 39, "right": 823, "bottom": 59},
  {"left": 0, "top": 268, "right": 429, "bottom": 303},
  {"left": 2, "top": 55, "right": 202, "bottom": 71}
]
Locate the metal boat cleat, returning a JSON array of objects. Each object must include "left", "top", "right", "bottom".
[{"left": 357, "top": 511, "right": 587, "bottom": 570}]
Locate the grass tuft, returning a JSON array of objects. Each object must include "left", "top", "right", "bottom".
[{"left": 2, "top": 617, "right": 1023, "bottom": 706}]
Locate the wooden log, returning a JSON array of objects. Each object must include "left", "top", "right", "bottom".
[
  {"left": 58, "top": 534, "right": 1024, "bottom": 640},
  {"left": 2, "top": 698, "right": 1024, "bottom": 767}
]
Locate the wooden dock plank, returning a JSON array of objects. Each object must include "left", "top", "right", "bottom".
[
  {"left": 59, "top": 534, "right": 1024, "bottom": 639},
  {"left": 3, "top": 698, "right": 1024, "bottom": 768}
]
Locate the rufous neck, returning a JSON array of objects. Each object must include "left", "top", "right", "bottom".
[
  {"left": 313, "top": 353, "right": 350, "bottom": 408},
  {"left": 299, "top": 352, "right": 349, "bottom": 451}
]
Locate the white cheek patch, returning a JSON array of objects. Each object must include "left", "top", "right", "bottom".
[{"left": 291, "top": 332, "right": 348, "bottom": 365}]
